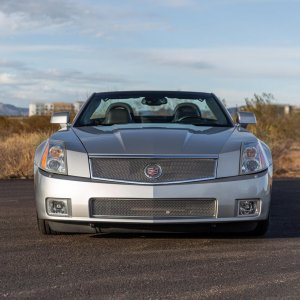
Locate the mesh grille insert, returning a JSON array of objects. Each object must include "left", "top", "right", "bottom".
[
  {"left": 90, "top": 157, "right": 216, "bottom": 184},
  {"left": 90, "top": 198, "right": 217, "bottom": 218}
]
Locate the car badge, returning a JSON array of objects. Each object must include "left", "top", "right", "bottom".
[{"left": 144, "top": 164, "right": 162, "bottom": 179}]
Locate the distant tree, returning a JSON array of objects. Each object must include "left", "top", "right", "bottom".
[
  {"left": 241, "top": 93, "right": 300, "bottom": 175},
  {"left": 221, "top": 98, "right": 227, "bottom": 107},
  {"left": 243, "top": 93, "right": 277, "bottom": 121},
  {"left": 244, "top": 93, "right": 275, "bottom": 108}
]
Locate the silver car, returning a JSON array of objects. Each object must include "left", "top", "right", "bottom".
[{"left": 34, "top": 91, "right": 272, "bottom": 235}]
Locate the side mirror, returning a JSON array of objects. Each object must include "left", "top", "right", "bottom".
[
  {"left": 237, "top": 111, "right": 256, "bottom": 128},
  {"left": 51, "top": 112, "right": 70, "bottom": 128}
]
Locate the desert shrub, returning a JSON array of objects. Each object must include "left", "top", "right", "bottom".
[
  {"left": 242, "top": 93, "right": 300, "bottom": 175},
  {"left": 0, "top": 116, "right": 59, "bottom": 139},
  {"left": 0, "top": 131, "right": 51, "bottom": 178},
  {"left": 0, "top": 100, "right": 298, "bottom": 178},
  {"left": 0, "top": 115, "right": 74, "bottom": 178},
  {"left": 0, "top": 115, "right": 75, "bottom": 178}
]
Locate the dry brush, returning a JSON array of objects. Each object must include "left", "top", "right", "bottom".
[{"left": 0, "top": 96, "right": 299, "bottom": 179}]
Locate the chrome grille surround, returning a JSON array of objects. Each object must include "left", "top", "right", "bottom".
[
  {"left": 90, "top": 156, "right": 217, "bottom": 184},
  {"left": 90, "top": 198, "right": 217, "bottom": 218}
]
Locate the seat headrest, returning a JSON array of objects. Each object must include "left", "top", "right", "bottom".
[
  {"left": 104, "top": 106, "right": 133, "bottom": 124},
  {"left": 173, "top": 104, "right": 201, "bottom": 121}
]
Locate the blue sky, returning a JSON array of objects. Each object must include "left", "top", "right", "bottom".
[{"left": 0, "top": 0, "right": 300, "bottom": 107}]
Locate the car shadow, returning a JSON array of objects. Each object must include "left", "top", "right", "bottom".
[
  {"left": 91, "top": 231, "right": 261, "bottom": 239},
  {"left": 267, "top": 178, "right": 300, "bottom": 239}
]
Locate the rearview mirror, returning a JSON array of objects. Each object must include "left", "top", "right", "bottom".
[
  {"left": 237, "top": 111, "right": 256, "bottom": 128},
  {"left": 51, "top": 112, "right": 70, "bottom": 128}
]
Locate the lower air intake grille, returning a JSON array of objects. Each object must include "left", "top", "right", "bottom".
[{"left": 90, "top": 198, "right": 217, "bottom": 218}]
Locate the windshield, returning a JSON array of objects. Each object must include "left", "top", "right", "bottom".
[{"left": 74, "top": 91, "right": 232, "bottom": 127}]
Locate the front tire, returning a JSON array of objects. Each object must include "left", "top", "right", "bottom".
[
  {"left": 250, "top": 217, "right": 270, "bottom": 236},
  {"left": 37, "top": 215, "right": 57, "bottom": 235}
]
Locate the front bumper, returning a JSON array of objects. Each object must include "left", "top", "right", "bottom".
[{"left": 35, "top": 168, "right": 272, "bottom": 232}]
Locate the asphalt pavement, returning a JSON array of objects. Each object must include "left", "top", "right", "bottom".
[{"left": 0, "top": 179, "right": 299, "bottom": 299}]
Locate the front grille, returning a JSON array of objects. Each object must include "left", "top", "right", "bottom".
[
  {"left": 90, "top": 157, "right": 217, "bottom": 184},
  {"left": 90, "top": 198, "right": 217, "bottom": 218}
]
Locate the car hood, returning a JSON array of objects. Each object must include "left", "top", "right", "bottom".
[{"left": 72, "top": 125, "right": 239, "bottom": 155}]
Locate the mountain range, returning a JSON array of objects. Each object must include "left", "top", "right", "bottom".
[{"left": 0, "top": 103, "right": 28, "bottom": 116}]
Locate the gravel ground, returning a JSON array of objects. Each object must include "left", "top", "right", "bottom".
[{"left": 0, "top": 179, "right": 299, "bottom": 299}]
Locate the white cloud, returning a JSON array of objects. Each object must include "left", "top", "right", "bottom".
[
  {"left": 151, "top": 0, "right": 195, "bottom": 7},
  {"left": 0, "top": 59, "right": 29, "bottom": 70},
  {"left": 0, "top": 1, "right": 74, "bottom": 36},
  {"left": 0, "top": 44, "right": 88, "bottom": 53},
  {"left": 2, "top": 46, "right": 300, "bottom": 106},
  {"left": 0, "top": 0, "right": 171, "bottom": 37},
  {"left": 126, "top": 47, "right": 300, "bottom": 79},
  {"left": 0, "top": 0, "right": 75, "bottom": 24},
  {"left": 0, "top": 73, "right": 16, "bottom": 84},
  {"left": 0, "top": 11, "right": 26, "bottom": 34},
  {"left": 0, "top": 61, "right": 144, "bottom": 106}
]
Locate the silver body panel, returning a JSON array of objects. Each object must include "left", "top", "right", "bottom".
[
  {"left": 35, "top": 167, "right": 271, "bottom": 231},
  {"left": 35, "top": 126, "right": 259, "bottom": 180}
]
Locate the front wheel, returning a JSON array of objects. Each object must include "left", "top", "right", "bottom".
[
  {"left": 37, "top": 215, "right": 57, "bottom": 235},
  {"left": 250, "top": 217, "right": 270, "bottom": 236}
]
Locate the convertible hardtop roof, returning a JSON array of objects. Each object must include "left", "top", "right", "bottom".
[{"left": 93, "top": 90, "right": 215, "bottom": 99}]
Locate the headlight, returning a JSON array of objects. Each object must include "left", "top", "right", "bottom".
[
  {"left": 40, "top": 140, "right": 67, "bottom": 174},
  {"left": 240, "top": 141, "right": 267, "bottom": 175}
]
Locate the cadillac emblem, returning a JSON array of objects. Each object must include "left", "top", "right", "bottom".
[{"left": 144, "top": 164, "right": 162, "bottom": 179}]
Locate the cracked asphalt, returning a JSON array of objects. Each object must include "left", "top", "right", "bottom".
[{"left": 0, "top": 179, "right": 300, "bottom": 299}]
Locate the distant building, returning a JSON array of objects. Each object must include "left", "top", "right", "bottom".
[
  {"left": 29, "top": 101, "right": 84, "bottom": 116},
  {"left": 264, "top": 104, "right": 298, "bottom": 116},
  {"left": 266, "top": 104, "right": 294, "bottom": 116},
  {"left": 29, "top": 103, "right": 45, "bottom": 116}
]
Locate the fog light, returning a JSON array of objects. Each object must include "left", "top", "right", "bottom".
[
  {"left": 238, "top": 200, "right": 260, "bottom": 216},
  {"left": 46, "top": 198, "right": 71, "bottom": 217}
]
